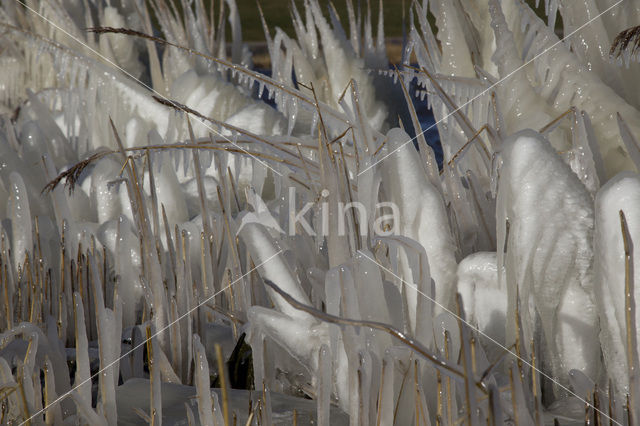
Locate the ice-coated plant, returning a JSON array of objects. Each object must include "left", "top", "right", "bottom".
[{"left": 1, "top": 0, "right": 640, "bottom": 424}]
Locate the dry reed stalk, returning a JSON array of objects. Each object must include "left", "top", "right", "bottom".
[
  {"left": 216, "top": 344, "right": 231, "bottom": 426},
  {"left": 610, "top": 26, "right": 640, "bottom": 60}
]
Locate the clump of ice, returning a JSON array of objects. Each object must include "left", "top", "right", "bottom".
[
  {"left": 497, "top": 130, "right": 600, "bottom": 386},
  {"left": 457, "top": 252, "right": 506, "bottom": 355},
  {"left": 379, "top": 128, "right": 457, "bottom": 315},
  {"left": 594, "top": 172, "right": 640, "bottom": 394}
]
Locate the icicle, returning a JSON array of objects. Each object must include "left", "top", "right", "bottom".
[
  {"left": 21, "top": 332, "right": 37, "bottom": 417},
  {"left": 317, "top": 344, "right": 331, "bottom": 426},
  {"left": 376, "top": 356, "right": 394, "bottom": 425},
  {"left": 287, "top": 98, "right": 298, "bottom": 136},
  {"left": 90, "top": 254, "right": 118, "bottom": 425},
  {"left": 617, "top": 113, "right": 640, "bottom": 171},
  {"left": 239, "top": 223, "right": 311, "bottom": 320},
  {"left": 43, "top": 358, "right": 63, "bottom": 424},
  {"left": 280, "top": 92, "right": 288, "bottom": 117},
  {"left": 211, "top": 392, "right": 226, "bottom": 426},
  {"left": 8, "top": 172, "right": 32, "bottom": 272},
  {"left": 72, "top": 392, "right": 108, "bottom": 426},
  {"left": 248, "top": 75, "right": 257, "bottom": 91},
  {"left": 546, "top": 0, "right": 559, "bottom": 30},
  {"left": 193, "top": 334, "right": 215, "bottom": 425},
  {"left": 73, "top": 292, "right": 92, "bottom": 408}
]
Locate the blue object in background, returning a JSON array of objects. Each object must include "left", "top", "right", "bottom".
[{"left": 254, "top": 68, "right": 443, "bottom": 170}]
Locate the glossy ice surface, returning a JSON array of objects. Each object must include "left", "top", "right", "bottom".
[{"left": 1, "top": 0, "right": 640, "bottom": 424}]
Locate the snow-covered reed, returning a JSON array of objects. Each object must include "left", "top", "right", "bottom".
[{"left": 1, "top": 0, "right": 640, "bottom": 424}]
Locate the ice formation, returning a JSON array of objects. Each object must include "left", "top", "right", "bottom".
[
  {"left": 594, "top": 173, "right": 640, "bottom": 395},
  {"left": 496, "top": 130, "right": 600, "bottom": 388},
  {"left": 456, "top": 252, "right": 506, "bottom": 357},
  {"left": 1, "top": 0, "right": 640, "bottom": 424}
]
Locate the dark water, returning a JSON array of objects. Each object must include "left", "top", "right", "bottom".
[{"left": 254, "top": 68, "right": 443, "bottom": 168}]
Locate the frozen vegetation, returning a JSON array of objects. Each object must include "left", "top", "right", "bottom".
[{"left": 1, "top": 0, "right": 640, "bottom": 424}]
